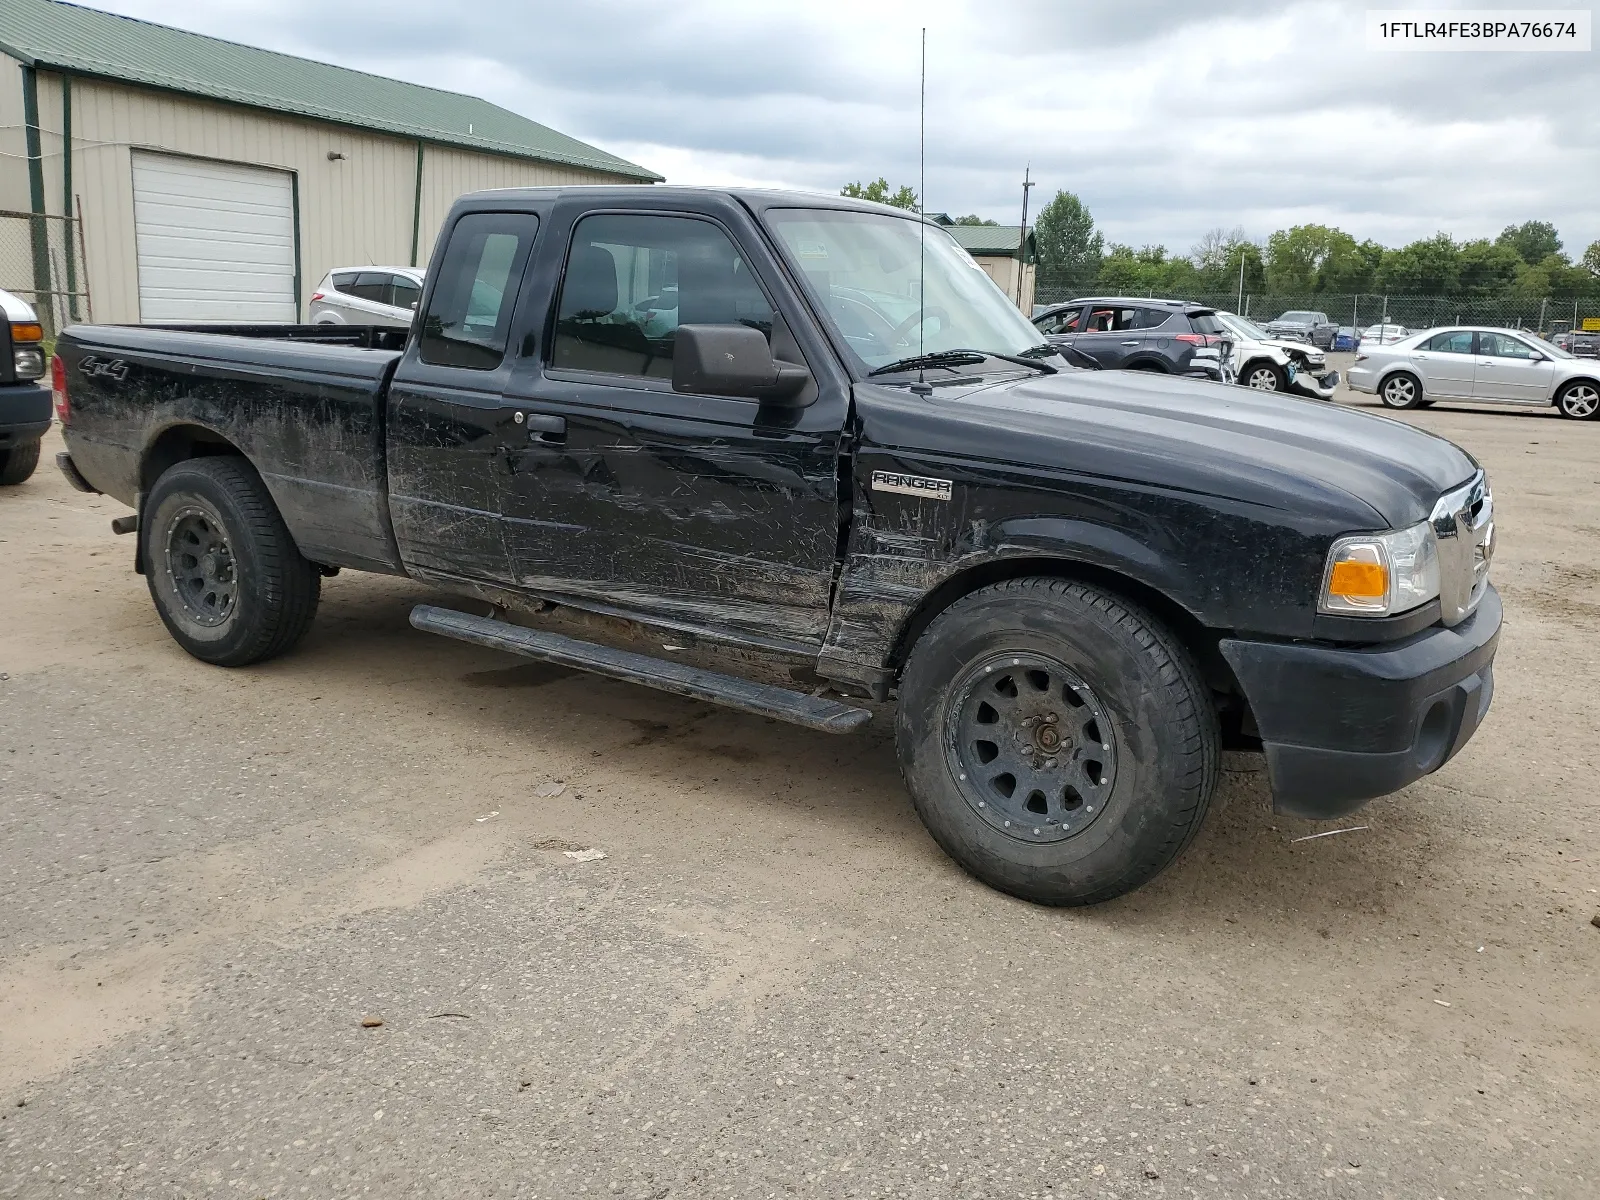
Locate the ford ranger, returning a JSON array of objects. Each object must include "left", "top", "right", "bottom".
[{"left": 52, "top": 186, "right": 1500, "bottom": 905}]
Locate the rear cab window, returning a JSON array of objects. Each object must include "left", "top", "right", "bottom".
[{"left": 419, "top": 212, "right": 540, "bottom": 370}]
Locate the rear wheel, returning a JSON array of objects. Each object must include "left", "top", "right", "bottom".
[
  {"left": 0, "top": 438, "right": 41, "bottom": 485},
  {"left": 143, "top": 457, "right": 320, "bottom": 666},
  {"left": 1379, "top": 372, "right": 1423, "bottom": 409},
  {"left": 895, "top": 578, "right": 1218, "bottom": 906},
  {"left": 1242, "top": 360, "right": 1285, "bottom": 391},
  {"left": 1555, "top": 381, "right": 1599, "bottom": 420}
]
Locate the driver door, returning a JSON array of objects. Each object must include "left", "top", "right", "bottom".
[
  {"left": 496, "top": 204, "right": 847, "bottom": 653},
  {"left": 1473, "top": 331, "right": 1555, "bottom": 403}
]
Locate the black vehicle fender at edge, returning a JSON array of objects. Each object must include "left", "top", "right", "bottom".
[{"left": 875, "top": 515, "right": 1216, "bottom": 675}]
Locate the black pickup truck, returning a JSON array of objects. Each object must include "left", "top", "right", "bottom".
[{"left": 53, "top": 186, "right": 1500, "bottom": 905}]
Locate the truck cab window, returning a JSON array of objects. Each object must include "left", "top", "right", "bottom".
[
  {"left": 419, "top": 212, "right": 539, "bottom": 370},
  {"left": 551, "top": 213, "right": 773, "bottom": 379}
]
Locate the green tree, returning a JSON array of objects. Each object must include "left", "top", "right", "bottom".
[
  {"left": 1377, "top": 234, "right": 1462, "bottom": 295},
  {"left": 1034, "top": 190, "right": 1103, "bottom": 287},
  {"left": 1495, "top": 220, "right": 1562, "bottom": 266},
  {"left": 1513, "top": 253, "right": 1595, "bottom": 298},
  {"left": 1581, "top": 240, "right": 1600, "bottom": 282},
  {"left": 1265, "top": 224, "right": 1366, "bottom": 292},
  {"left": 840, "top": 178, "right": 919, "bottom": 210},
  {"left": 952, "top": 214, "right": 998, "bottom": 226},
  {"left": 1455, "top": 239, "right": 1522, "bottom": 296},
  {"left": 1191, "top": 228, "right": 1266, "bottom": 295}
]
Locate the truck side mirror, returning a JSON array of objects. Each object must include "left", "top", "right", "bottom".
[{"left": 672, "top": 324, "right": 810, "bottom": 404}]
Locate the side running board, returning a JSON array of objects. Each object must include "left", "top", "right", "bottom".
[{"left": 410, "top": 605, "right": 872, "bottom": 735}]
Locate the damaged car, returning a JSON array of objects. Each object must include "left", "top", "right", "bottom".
[{"left": 52, "top": 187, "right": 1500, "bottom": 907}]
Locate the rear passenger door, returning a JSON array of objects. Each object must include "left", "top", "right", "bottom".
[
  {"left": 1074, "top": 304, "right": 1147, "bottom": 368},
  {"left": 1411, "top": 330, "right": 1475, "bottom": 397},
  {"left": 387, "top": 211, "right": 543, "bottom": 585},
  {"left": 494, "top": 201, "right": 848, "bottom": 653}
]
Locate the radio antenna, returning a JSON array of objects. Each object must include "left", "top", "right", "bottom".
[{"left": 917, "top": 27, "right": 928, "bottom": 390}]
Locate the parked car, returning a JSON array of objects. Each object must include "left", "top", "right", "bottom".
[
  {"left": 1552, "top": 328, "right": 1600, "bottom": 358},
  {"left": 0, "top": 288, "right": 50, "bottom": 485},
  {"left": 1032, "top": 297, "right": 1232, "bottom": 380},
  {"left": 1215, "top": 311, "right": 1339, "bottom": 399},
  {"left": 1333, "top": 326, "right": 1356, "bottom": 351},
  {"left": 309, "top": 266, "right": 424, "bottom": 327},
  {"left": 54, "top": 185, "right": 1500, "bottom": 907},
  {"left": 1263, "top": 310, "right": 1337, "bottom": 349},
  {"left": 1358, "top": 323, "right": 1410, "bottom": 349},
  {"left": 1347, "top": 326, "right": 1600, "bottom": 418}
]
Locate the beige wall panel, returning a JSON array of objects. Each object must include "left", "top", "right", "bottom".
[
  {"left": 414, "top": 145, "right": 641, "bottom": 267},
  {"left": 1, "top": 57, "right": 33, "bottom": 216},
  {"left": 66, "top": 78, "right": 417, "bottom": 322}
]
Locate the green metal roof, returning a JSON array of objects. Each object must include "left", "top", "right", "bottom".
[
  {"left": 0, "top": 0, "right": 662, "bottom": 181},
  {"left": 946, "top": 224, "right": 1034, "bottom": 258}
]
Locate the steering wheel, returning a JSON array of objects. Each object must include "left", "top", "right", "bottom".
[{"left": 889, "top": 306, "right": 950, "bottom": 348}]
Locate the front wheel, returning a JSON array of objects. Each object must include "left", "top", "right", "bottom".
[
  {"left": 0, "top": 438, "right": 41, "bottom": 485},
  {"left": 1555, "top": 380, "right": 1600, "bottom": 420},
  {"left": 895, "top": 578, "right": 1219, "bottom": 906},
  {"left": 143, "top": 457, "right": 321, "bottom": 666},
  {"left": 1242, "top": 360, "right": 1285, "bottom": 391},
  {"left": 1379, "top": 372, "right": 1423, "bottom": 409}
]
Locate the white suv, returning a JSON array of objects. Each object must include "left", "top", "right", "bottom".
[{"left": 309, "top": 267, "right": 424, "bottom": 328}]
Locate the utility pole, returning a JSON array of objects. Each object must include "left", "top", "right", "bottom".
[
  {"left": 1016, "top": 165, "right": 1034, "bottom": 309},
  {"left": 1236, "top": 250, "right": 1246, "bottom": 313}
]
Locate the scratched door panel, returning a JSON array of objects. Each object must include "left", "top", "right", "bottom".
[{"left": 498, "top": 381, "right": 841, "bottom": 651}]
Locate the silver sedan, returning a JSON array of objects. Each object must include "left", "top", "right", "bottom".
[{"left": 1346, "top": 326, "right": 1600, "bottom": 419}]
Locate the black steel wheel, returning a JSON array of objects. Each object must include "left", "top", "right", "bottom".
[
  {"left": 945, "top": 652, "right": 1118, "bottom": 843},
  {"left": 163, "top": 505, "right": 238, "bottom": 627},
  {"left": 896, "top": 577, "right": 1219, "bottom": 906},
  {"left": 144, "top": 456, "right": 320, "bottom": 666}
]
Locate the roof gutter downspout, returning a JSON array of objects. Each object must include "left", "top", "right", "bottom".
[
  {"left": 20, "top": 64, "right": 54, "bottom": 335},
  {"left": 410, "top": 140, "right": 424, "bottom": 267},
  {"left": 61, "top": 72, "right": 78, "bottom": 321}
]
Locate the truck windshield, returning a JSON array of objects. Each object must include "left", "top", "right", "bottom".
[{"left": 764, "top": 208, "right": 1048, "bottom": 373}]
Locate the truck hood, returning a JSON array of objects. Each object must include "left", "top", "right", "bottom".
[{"left": 855, "top": 367, "right": 1479, "bottom": 529}]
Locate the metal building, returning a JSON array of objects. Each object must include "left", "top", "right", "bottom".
[{"left": 0, "top": 0, "right": 660, "bottom": 330}]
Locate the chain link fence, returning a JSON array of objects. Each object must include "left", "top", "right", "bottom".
[
  {"left": 1, "top": 209, "right": 92, "bottom": 337},
  {"left": 1034, "top": 276, "right": 1595, "bottom": 335}
]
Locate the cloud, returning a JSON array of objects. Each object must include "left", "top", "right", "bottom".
[{"left": 84, "top": 0, "right": 1600, "bottom": 256}]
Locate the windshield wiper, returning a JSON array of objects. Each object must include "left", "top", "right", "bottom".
[{"left": 868, "top": 348, "right": 1057, "bottom": 378}]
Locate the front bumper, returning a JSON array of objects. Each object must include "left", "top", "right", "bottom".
[
  {"left": 0, "top": 381, "right": 52, "bottom": 443},
  {"left": 1220, "top": 585, "right": 1501, "bottom": 819}
]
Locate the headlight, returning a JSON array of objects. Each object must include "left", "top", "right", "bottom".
[
  {"left": 13, "top": 347, "right": 45, "bottom": 379},
  {"left": 1320, "top": 521, "right": 1439, "bottom": 616}
]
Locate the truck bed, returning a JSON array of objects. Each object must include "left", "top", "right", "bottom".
[{"left": 57, "top": 323, "right": 408, "bottom": 574}]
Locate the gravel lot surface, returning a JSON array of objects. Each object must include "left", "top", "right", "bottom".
[{"left": 2, "top": 372, "right": 1596, "bottom": 1197}]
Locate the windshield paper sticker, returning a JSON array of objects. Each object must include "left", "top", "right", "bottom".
[{"left": 872, "top": 471, "right": 953, "bottom": 502}]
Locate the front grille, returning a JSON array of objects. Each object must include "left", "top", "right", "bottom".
[{"left": 1430, "top": 472, "right": 1493, "bottom": 626}]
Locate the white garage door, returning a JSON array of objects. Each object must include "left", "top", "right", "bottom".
[{"left": 132, "top": 152, "right": 297, "bottom": 323}]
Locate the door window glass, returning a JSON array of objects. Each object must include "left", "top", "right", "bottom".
[
  {"left": 390, "top": 275, "right": 422, "bottom": 311},
  {"left": 419, "top": 212, "right": 539, "bottom": 370},
  {"left": 1083, "top": 305, "right": 1142, "bottom": 333},
  {"left": 350, "top": 271, "right": 390, "bottom": 303},
  {"left": 551, "top": 213, "right": 773, "bottom": 379},
  {"left": 1478, "top": 332, "right": 1538, "bottom": 359},
  {"left": 1036, "top": 307, "right": 1082, "bottom": 335},
  {"left": 1424, "top": 331, "right": 1475, "bottom": 354}
]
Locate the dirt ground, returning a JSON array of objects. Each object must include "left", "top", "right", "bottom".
[{"left": 1, "top": 372, "right": 1597, "bottom": 1198}]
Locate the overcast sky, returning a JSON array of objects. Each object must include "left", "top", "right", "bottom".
[{"left": 88, "top": 0, "right": 1600, "bottom": 259}]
